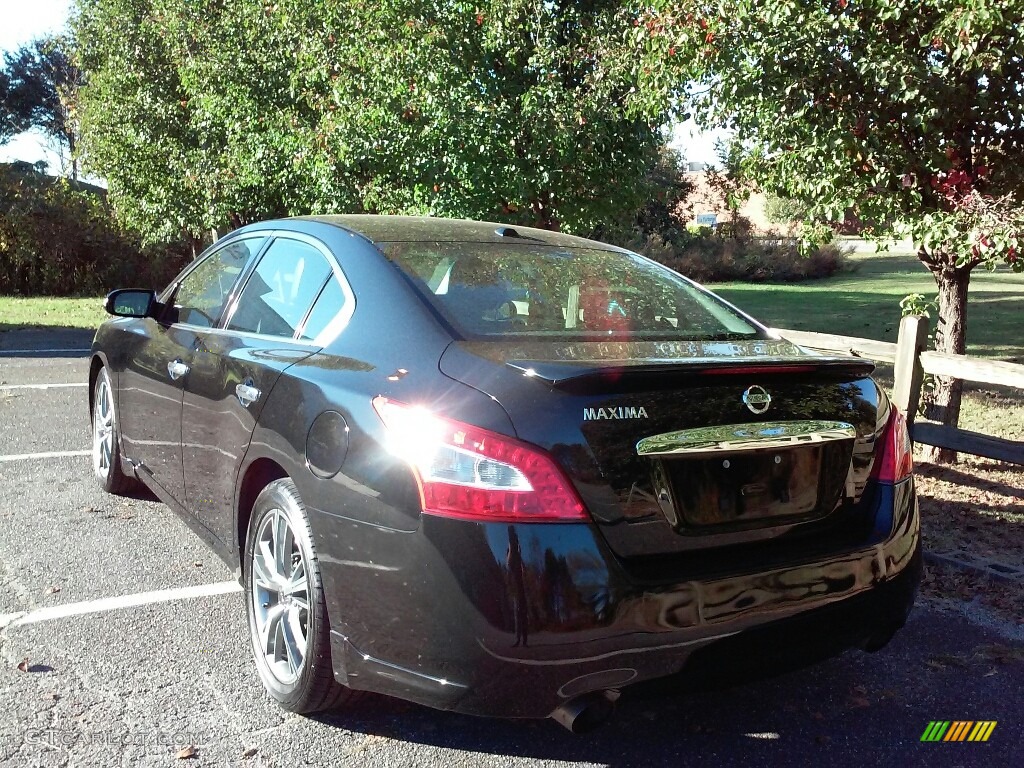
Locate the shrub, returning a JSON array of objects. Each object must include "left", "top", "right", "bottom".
[
  {"left": 633, "top": 231, "right": 851, "bottom": 283},
  {"left": 0, "top": 163, "right": 189, "bottom": 296}
]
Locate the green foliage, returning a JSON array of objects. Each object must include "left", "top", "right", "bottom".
[
  {"left": 0, "top": 163, "right": 187, "bottom": 295},
  {"left": 899, "top": 293, "right": 939, "bottom": 318},
  {"left": 633, "top": 0, "right": 1024, "bottom": 279},
  {"left": 1, "top": 69, "right": 23, "bottom": 144},
  {"left": 2, "top": 36, "right": 82, "bottom": 171},
  {"left": 75, "top": 0, "right": 671, "bottom": 240},
  {"left": 75, "top": 0, "right": 226, "bottom": 242},
  {"left": 638, "top": 1, "right": 1024, "bottom": 252},
  {"left": 764, "top": 194, "right": 809, "bottom": 226},
  {"left": 601, "top": 144, "right": 694, "bottom": 243}
]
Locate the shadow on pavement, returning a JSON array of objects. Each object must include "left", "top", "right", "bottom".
[
  {"left": 0, "top": 328, "right": 95, "bottom": 356},
  {"left": 309, "top": 609, "right": 1024, "bottom": 766}
]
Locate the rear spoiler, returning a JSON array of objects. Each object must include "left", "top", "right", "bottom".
[{"left": 505, "top": 356, "right": 876, "bottom": 390}]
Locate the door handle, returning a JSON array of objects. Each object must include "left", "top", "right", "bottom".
[
  {"left": 167, "top": 359, "right": 189, "bottom": 380},
  {"left": 235, "top": 380, "right": 261, "bottom": 408}
]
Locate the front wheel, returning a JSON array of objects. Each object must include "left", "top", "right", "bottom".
[
  {"left": 243, "top": 478, "right": 358, "bottom": 713},
  {"left": 91, "top": 366, "right": 140, "bottom": 495}
]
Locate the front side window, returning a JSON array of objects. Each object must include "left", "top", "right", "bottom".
[
  {"left": 226, "top": 238, "right": 334, "bottom": 338},
  {"left": 173, "top": 238, "right": 266, "bottom": 328},
  {"left": 384, "top": 242, "right": 765, "bottom": 341}
]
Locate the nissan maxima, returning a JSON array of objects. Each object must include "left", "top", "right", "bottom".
[{"left": 89, "top": 216, "right": 920, "bottom": 732}]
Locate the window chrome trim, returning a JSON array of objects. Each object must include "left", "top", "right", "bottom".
[
  {"left": 158, "top": 234, "right": 271, "bottom": 308},
  {"left": 182, "top": 229, "right": 356, "bottom": 347},
  {"left": 636, "top": 421, "right": 857, "bottom": 457},
  {"left": 190, "top": 324, "right": 323, "bottom": 350}
]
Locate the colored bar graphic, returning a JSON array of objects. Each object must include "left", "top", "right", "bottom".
[
  {"left": 921, "top": 721, "right": 996, "bottom": 742},
  {"left": 921, "top": 721, "right": 950, "bottom": 741},
  {"left": 945, "top": 721, "right": 971, "bottom": 741}
]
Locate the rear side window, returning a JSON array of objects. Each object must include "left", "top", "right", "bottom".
[
  {"left": 174, "top": 237, "right": 266, "bottom": 328},
  {"left": 298, "top": 278, "right": 348, "bottom": 341},
  {"left": 227, "top": 238, "right": 334, "bottom": 338},
  {"left": 383, "top": 242, "right": 764, "bottom": 341}
]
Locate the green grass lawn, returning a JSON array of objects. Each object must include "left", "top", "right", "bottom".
[
  {"left": 0, "top": 296, "right": 106, "bottom": 332},
  {"left": 710, "top": 251, "right": 1024, "bottom": 362}
]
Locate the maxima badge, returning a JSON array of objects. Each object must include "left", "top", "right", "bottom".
[{"left": 742, "top": 385, "right": 771, "bottom": 415}]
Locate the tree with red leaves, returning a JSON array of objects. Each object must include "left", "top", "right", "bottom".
[{"left": 633, "top": 0, "right": 1024, "bottom": 462}]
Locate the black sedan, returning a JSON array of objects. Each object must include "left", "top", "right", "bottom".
[{"left": 90, "top": 216, "right": 920, "bottom": 732}]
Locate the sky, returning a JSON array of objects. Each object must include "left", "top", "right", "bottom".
[
  {"left": 0, "top": 0, "right": 722, "bottom": 170},
  {"left": 0, "top": 0, "right": 73, "bottom": 168}
]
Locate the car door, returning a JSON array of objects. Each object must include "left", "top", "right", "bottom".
[
  {"left": 117, "top": 236, "right": 267, "bottom": 505},
  {"left": 181, "top": 234, "right": 353, "bottom": 547}
]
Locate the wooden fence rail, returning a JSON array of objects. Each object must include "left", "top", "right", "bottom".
[{"left": 772, "top": 315, "right": 1024, "bottom": 466}]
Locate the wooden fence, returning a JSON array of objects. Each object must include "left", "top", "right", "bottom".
[{"left": 774, "top": 315, "right": 1024, "bottom": 466}]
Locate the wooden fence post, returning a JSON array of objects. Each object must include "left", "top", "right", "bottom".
[{"left": 892, "top": 315, "right": 929, "bottom": 428}]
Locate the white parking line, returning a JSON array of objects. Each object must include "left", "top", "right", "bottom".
[
  {"left": 0, "top": 348, "right": 91, "bottom": 355},
  {"left": 0, "top": 450, "right": 91, "bottom": 463},
  {"left": 0, "top": 581, "right": 242, "bottom": 629},
  {"left": 0, "top": 383, "right": 88, "bottom": 391}
]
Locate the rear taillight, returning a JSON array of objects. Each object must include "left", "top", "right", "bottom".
[
  {"left": 372, "top": 397, "right": 587, "bottom": 523},
  {"left": 871, "top": 407, "right": 913, "bottom": 483}
]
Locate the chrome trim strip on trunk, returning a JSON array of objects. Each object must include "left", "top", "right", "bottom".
[{"left": 636, "top": 420, "right": 857, "bottom": 457}]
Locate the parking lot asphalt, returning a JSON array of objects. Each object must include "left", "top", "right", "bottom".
[{"left": 1, "top": 329, "right": 1022, "bottom": 767}]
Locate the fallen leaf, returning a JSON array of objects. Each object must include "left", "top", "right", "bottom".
[
  {"left": 45, "top": 586, "right": 61, "bottom": 595},
  {"left": 929, "top": 653, "right": 969, "bottom": 669},
  {"left": 242, "top": 746, "right": 258, "bottom": 758},
  {"left": 17, "top": 658, "right": 30, "bottom": 672},
  {"left": 176, "top": 746, "right": 197, "bottom": 760}
]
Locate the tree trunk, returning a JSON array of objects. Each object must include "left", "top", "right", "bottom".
[
  {"left": 924, "top": 264, "right": 971, "bottom": 463},
  {"left": 68, "top": 133, "right": 78, "bottom": 181}
]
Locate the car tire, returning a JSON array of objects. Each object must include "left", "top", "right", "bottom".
[
  {"left": 91, "top": 366, "right": 141, "bottom": 495},
  {"left": 243, "top": 478, "right": 358, "bottom": 713}
]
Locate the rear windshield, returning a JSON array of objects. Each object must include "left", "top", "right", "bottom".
[{"left": 383, "top": 241, "right": 765, "bottom": 342}]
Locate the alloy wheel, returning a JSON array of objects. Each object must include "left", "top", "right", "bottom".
[
  {"left": 250, "top": 508, "right": 311, "bottom": 685},
  {"left": 92, "top": 374, "right": 114, "bottom": 480}
]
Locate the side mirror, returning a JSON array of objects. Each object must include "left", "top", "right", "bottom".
[{"left": 105, "top": 289, "right": 157, "bottom": 318}]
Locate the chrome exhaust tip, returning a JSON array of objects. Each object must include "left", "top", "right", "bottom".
[{"left": 550, "top": 690, "right": 618, "bottom": 734}]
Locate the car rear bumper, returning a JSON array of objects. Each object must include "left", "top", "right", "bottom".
[{"left": 321, "top": 480, "right": 920, "bottom": 719}]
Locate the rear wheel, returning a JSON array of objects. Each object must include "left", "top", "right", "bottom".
[
  {"left": 91, "top": 366, "right": 140, "bottom": 495},
  {"left": 243, "top": 478, "right": 357, "bottom": 713}
]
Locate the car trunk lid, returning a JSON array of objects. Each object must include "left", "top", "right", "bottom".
[{"left": 440, "top": 338, "right": 884, "bottom": 561}]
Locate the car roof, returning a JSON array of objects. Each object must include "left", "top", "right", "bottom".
[{"left": 289, "top": 214, "right": 626, "bottom": 252}]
